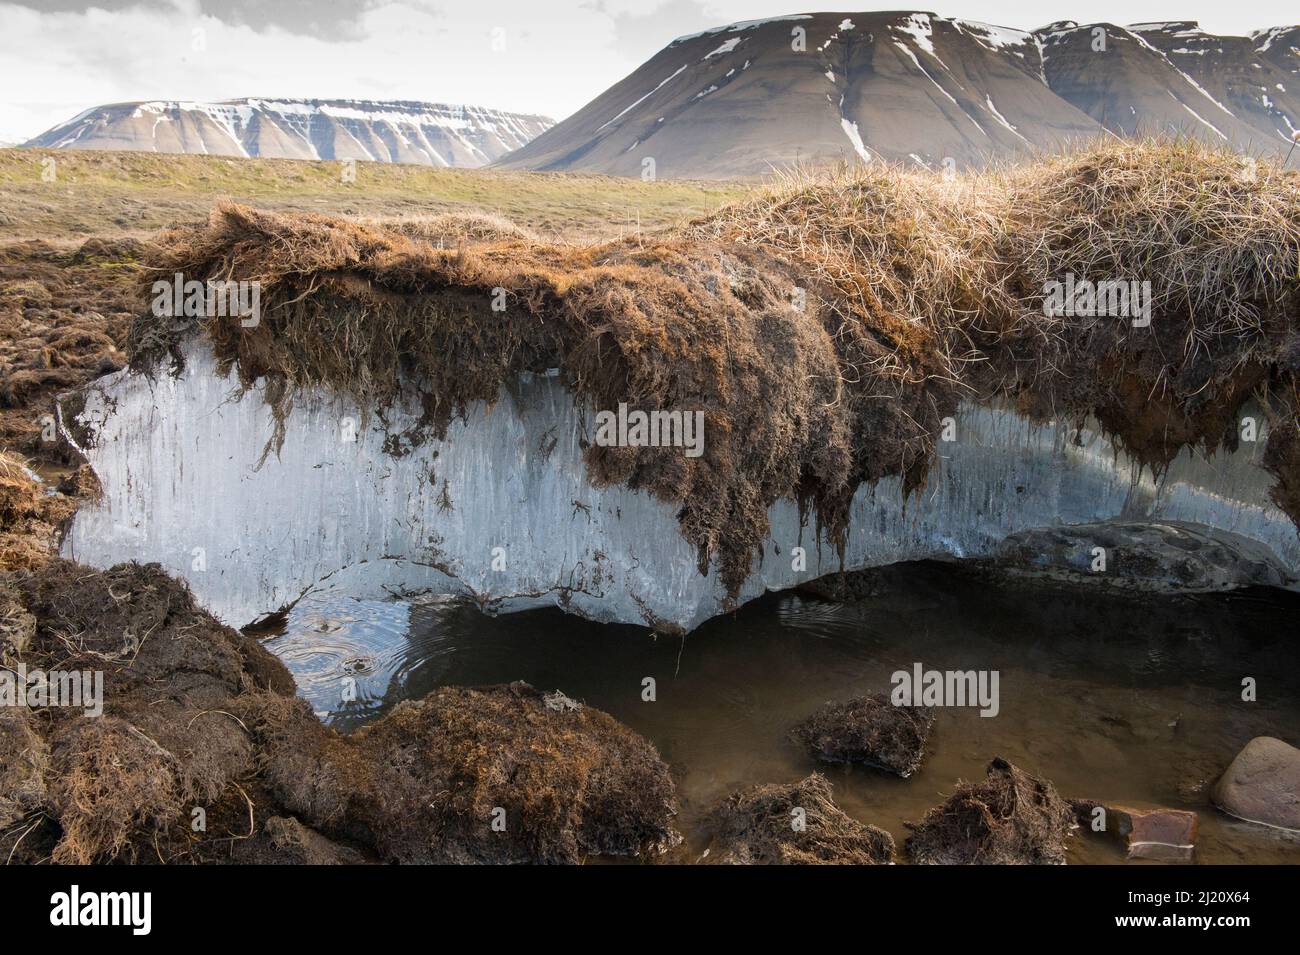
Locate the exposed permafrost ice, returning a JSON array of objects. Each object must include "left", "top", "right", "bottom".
[{"left": 62, "top": 341, "right": 1300, "bottom": 631}]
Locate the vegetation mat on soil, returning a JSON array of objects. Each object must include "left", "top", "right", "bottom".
[
  {"left": 0, "top": 560, "right": 677, "bottom": 864},
  {"left": 702, "top": 773, "right": 895, "bottom": 864},
  {"left": 126, "top": 139, "right": 1300, "bottom": 598}
]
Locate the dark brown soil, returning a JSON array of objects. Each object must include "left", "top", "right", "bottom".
[
  {"left": 0, "top": 560, "right": 679, "bottom": 865},
  {"left": 905, "top": 757, "right": 1074, "bottom": 864},
  {"left": 0, "top": 237, "right": 136, "bottom": 574},
  {"left": 0, "top": 238, "right": 138, "bottom": 467},
  {"left": 231, "top": 815, "right": 370, "bottom": 865},
  {"left": 702, "top": 773, "right": 895, "bottom": 864},
  {"left": 251, "top": 681, "right": 680, "bottom": 864},
  {"left": 0, "top": 452, "right": 78, "bottom": 571}
]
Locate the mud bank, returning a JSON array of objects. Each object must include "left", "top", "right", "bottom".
[
  {"left": 62, "top": 340, "right": 1299, "bottom": 629},
  {"left": 262, "top": 566, "right": 1300, "bottom": 864},
  {"left": 0, "top": 560, "right": 676, "bottom": 864}
]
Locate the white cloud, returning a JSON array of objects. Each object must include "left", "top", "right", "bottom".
[{"left": 0, "top": 0, "right": 1296, "bottom": 142}]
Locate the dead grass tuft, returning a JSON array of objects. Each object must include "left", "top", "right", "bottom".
[
  {"left": 703, "top": 773, "right": 895, "bottom": 864},
  {"left": 0, "top": 452, "right": 77, "bottom": 571},
  {"left": 905, "top": 757, "right": 1074, "bottom": 864},
  {"left": 252, "top": 680, "right": 680, "bottom": 863},
  {"left": 366, "top": 210, "right": 540, "bottom": 247}
]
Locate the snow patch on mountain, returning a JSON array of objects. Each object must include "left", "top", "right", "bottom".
[{"left": 26, "top": 98, "right": 553, "bottom": 167}]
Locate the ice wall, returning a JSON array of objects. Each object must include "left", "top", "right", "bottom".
[{"left": 61, "top": 340, "right": 1300, "bottom": 630}]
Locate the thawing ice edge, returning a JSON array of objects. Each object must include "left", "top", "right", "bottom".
[{"left": 61, "top": 341, "right": 1300, "bottom": 631}]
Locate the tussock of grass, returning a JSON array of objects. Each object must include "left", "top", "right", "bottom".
[
  {"left": 365, "top": 210, "right": 539, "bottom": 246},
  {"left": 128, "top": 139, "right": 1300, "bottom": 598},
  {"left": 905, "top": 757, "right": 1074, "bottom": 864},
  {"left": 251, "top": 681, "right": 679, "bottom": 864},
  {"left": 703, "top": 773, "right": 895, "bottom": 864}
]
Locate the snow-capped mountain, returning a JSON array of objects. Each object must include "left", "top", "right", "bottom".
[
  {"left": 1039, "top": 21, "right": 1299, "bottom": 147},
  {"left": 497, "top": 12, "right": 1300, "bottom": 178},
  {"left": 23, "top": 98, "right": 554, "bottom": 167}
]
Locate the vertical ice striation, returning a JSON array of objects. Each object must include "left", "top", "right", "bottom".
[{"left": 61, "top": 340, "right": 1300, "bottom": 630}]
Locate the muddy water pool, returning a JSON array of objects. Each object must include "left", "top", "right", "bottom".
[{"left": 258, "top": 563, "right": 1300, "bottom": 864}]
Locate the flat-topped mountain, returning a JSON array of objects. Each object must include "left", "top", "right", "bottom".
[{"left": 24, "top": 98, "right": 554, "bottom": 167}]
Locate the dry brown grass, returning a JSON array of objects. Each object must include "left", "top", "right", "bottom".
[
  {"left": 905, "top": 757, "right": 1074, "bottom": 864},
  {"left": 365, "top": 210, "right": 540, "bottom": 247},
  {"left": 127, "top": 139, "right": 1300, "bottom": 596},
  {"left": 0, "top": 238, "right": 137, "bottom": 464},
  {"left": 0, "top": 451, "right": 77, "bottom": 571},
  {"left": 703, "top": 773, "right": 895, "bottom": 864}
]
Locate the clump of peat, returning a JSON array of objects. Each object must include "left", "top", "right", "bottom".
[
  {"left": 250, "top": 681, "right": 680, "bottom": 864},
  {"left": 905, "top": 757, "right": 1074, "bottom": 864},
  {"left": 0, "top": 238, "right": 137, "bottom": 464},
  {"left": 0, "top": 452, "right": 78, "bottom": 571},
  {"left": 1, "top": 559, "right": 286, "bottom": 863},
  {"left": 126, "top": 139, "right": 1300, "bottom": 595},
  {"left": 791, "top": 692, "right": 933, "bottom": 777},
  {"left": 702, "top": 773, "right": 895, "bottom": 864},
  {"left": 0, "top": 560, "right": 679, "bottom": 865}
]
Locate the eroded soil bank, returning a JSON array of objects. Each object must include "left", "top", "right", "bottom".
[
  {"left": 123, "top": 140, "right": 1300, "bottom": 604},
  {"left": 264, "top": 562, "right": 1300, "bottom": 864},
  {"left": 1, "top": 560, "right": 677, "bottom": 864},
  {"left": 5, "top": 139, "right": 1300, "bottom": 865}
]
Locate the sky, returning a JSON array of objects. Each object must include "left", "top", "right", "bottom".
[{"left": 0, "top": 0, "right": 1296, "bottom": 142}]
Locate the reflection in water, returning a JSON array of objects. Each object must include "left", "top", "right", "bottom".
[{"left": 261, "top": 562, "right": 1300, "bottom": 864}]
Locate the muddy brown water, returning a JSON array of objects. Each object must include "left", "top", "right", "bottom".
[{"left": 258, "top": 562, "right": 1300, "bottom": 864}]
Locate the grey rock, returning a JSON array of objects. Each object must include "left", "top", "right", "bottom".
[
  {"left": 1212, "top": 736, "right": 1300, "bottom": 832},
  {"left": 987, "top": 520, "right": 1295, "bottom": 592}
]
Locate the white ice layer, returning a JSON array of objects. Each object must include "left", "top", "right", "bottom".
[{"left": 62, "top": 342, "right": 1300, "bottom": 631}]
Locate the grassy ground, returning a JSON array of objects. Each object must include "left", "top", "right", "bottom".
[
  {"left": 0, "top": 148, "right": 747, "bottom": 244},
  {"left": 0, "top": 147, "right": 749, "bottom": 479}
]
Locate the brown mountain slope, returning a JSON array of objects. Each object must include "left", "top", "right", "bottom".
[
  {"left": 498, "top": 11, "right": 1300, "bottom": 179},
  {"left": 1131, "top": 22, "right": 1300, "bottom": 144},
  {"left": 1040, "top": 22, "right": 1291, "bottom": 150},
  {"left": 498, "top": 12, "right": 1101, "bottom": 177}
]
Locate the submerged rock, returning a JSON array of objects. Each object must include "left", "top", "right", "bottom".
[
  {"left": 702, "top": 773, "right": 894, "bottom": 865},
  {"left": 790, "top": 693, "right": 933, "bottom": 777},
  {"left": 232, "top": 816, "right": 370, "bottom": 865},
  {"left": 986, "top": 521, "right": 1294, "bottom": 592},
  {"left": 1071, "top": 800, "right": 1198, "bottom": 861},
  {"left": 254, "top": 681, "right": 680, "bottom": 865},
  {"left": 905, "top": 758, "right": 1073, "bottom": 864},
  {"left": 1212, "top": 736, "right": 1300, "bottom": 832}
]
